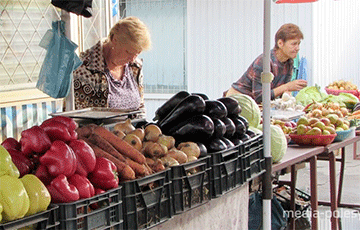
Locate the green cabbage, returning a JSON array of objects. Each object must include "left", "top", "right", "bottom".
[
  {"left": 230, "top": 94, "right": 261, "bottom": 128},
  {"left": 295, "top": 85, "right": 327, "bottom": 106},
  {"left": 258, "top": 124, "right": 287, "bottom": 163}
]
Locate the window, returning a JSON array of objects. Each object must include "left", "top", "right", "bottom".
[
  {"left": 119, "top": 0, "right": 187, "bottom": 94},
  {"left": 0, "top": 0, "right": 61, "bottom": 91}
]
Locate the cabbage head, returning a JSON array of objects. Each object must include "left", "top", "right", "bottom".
[
  {"left": 230, "top": 94, "right": 261, "bottom": 128},
  {"left": 258, "top": 124, "right": 287, "bottom": 163}
]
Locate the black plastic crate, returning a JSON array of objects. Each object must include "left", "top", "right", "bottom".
[
  {"left": 56, "top": 186, "right": 123, "bottom": 230},
  {"left": 170, "top": 156, "right": 211, "bottom": 214},
  {"left": 209, "top": 145, "right": 243, "bottom": 198},
  {"left": 121, "top": 169, "right": 172, "bottom": 229},
  {"left": 0, "top": 204, "right": 59, "bottom": 230},
  {"left": 240, "top": 135, "right": 265, "bottom": 182}
]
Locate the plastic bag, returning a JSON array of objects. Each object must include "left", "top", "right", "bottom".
[
  {"left": 37, "top": 21, "right": 82, "bottom": 99},
  {"left": 248, "top": 191, "right": 288, "bottom": 230},
  {"left": 51, "top": 0, "right": 93, "bottom": 18}
]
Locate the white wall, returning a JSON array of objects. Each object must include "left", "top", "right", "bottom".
[{"left": 144, "top": 0, "right": 360, "bottom": 121}]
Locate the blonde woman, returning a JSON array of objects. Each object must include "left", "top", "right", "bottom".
[{"left": 73, "top": 16, "right": 151, "bottom": 118}]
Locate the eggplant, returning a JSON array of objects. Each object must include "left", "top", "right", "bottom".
[
  {"left": 212, "top": 118, "right": 226, "bottom": 138},
  {"left": 197, "top": 142, "right": 208, "bottom": 157},
  {"left": 192, "top": 92, "right": 209, "bottom": 100},
  {"left": 228, "top": 137, "right": 243, "bottom": 146},
  {"left": 229, "top": 116, "right": 247, "bottom": 137},
  {"left": 237, "top": 115, "right": 249, "bottom": 130},
  {"left": 204, "top": 100, "right": 228, "bottom": 119},
  {"left": 157, "top": 95, "right": 206, "bottom": 133},
  {"left": 220, "top": 137, "right": 235, "bottom": 149},
  {"left": 246, "top": 129, "right": 257, "bottom": 138},
  {"left": 221, "top": 117, "right": 236, "bottom": 138},
  {"left": 167, "top": 114, "right": 214, "bottom": 142},
  {"left": 206, "top": 138, "right": 227, "bottom": 153},
  {"left": 153, "top": 91, "right": 190, "bottom": 121},
  {"left": 217, "top": 97, "right": 242, "bottom": 115}
]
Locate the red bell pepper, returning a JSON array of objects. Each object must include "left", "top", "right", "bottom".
[
  {"left": 20, "top": 126, "right": 51, "bottom": 157},
  {"left": 47, "top": 116, "right": 78, "bottom": 131},
  {"left": 7, "top": 148, "right": 34, "bottom": 177},
  {"left": 1, "top": 137, "right": 21, "bottom": 151},
  {"left": 47, "top": 174, "right": 80, "bottom": 203},
  {"left": 68, "top": 174, "right": 95, "bottom": 199},
  {"left": 40, "top": 119, "right": 77, "bottom": 142},
  {"left": 39, "top": 140, "right": 77, "bottom": 177},
  {"left": 88, "top": 157, "right": 119, "bottom": 190},
  {"left": 35, "top": 164, "right": 55, "bottom": 186},
  {"left": 68, "top": 139, "right": 96, "bottom": 177}
]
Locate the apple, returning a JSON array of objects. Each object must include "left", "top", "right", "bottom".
[
  {"left": 297, "top": 117, "right": 309, "bottom": 126},
  {"left": 297, "top": 124, "right": 308, "bottom": 135},
  {"left": 320, "top": 117, "right": 331, "bottom": 126},
  {"left": 305, "top": 127, "right": 322, "bottom": 135},
  {"left": 308, "top": 118, "right": 320, "bottom": 126}
]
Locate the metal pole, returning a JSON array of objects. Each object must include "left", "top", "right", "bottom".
[{"left": 262, "top": 0, "right": 273, "bottom": 229}]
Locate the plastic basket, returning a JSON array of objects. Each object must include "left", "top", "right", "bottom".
[
  {"left": 0, "top": 204, "right": 59, "bottom": 230},
  {"left": 56, "top": 186, "right": 123, "bottom": 230},
  {"left": 334, "top": 129, "right": 352, "bottom": 142},
  {"left": 170, "top": 156, "right": 211, "bottom": 214},
  {"left": 325, "top": 87, "right": 359, "bottom": 98},
  {"left": 209, "top": 145, "right": 243, "bottom": 198},
  {"left": 121, "top": 169, "right": 172, "bottom": 229},
  {"left": 289, "top": 133, "right": 336, "bottom": 146},
  {"left": 240, "top": 135, "right": 265, "bottom": 182}
]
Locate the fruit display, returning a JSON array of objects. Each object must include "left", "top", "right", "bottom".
[
  {"left": 1, "top": 116, "right": 119, "bottom": 206},
  {"left": 271, "top": 119, "right": 297, "bottom": 135},
  {"left": 326, "top": 80, "right": 358, "bottom": 91}
]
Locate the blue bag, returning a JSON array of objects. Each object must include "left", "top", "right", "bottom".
[{"left": 37, "top": 20, "right": 82, "bottom": 98}]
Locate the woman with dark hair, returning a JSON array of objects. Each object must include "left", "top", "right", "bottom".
[{"left": 226, "top": 23, "right": 307, "bottom": 104}]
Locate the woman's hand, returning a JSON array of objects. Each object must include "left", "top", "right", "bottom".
[{"left": 286, "top": 79, "right": 308, "bottom": 91}]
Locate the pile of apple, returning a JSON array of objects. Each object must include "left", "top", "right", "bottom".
[
  {"left": 294, "top": 101, "right": 350, "bottom": 135},
  {"left": 271, "top": 119, "right": 297, "bottom": 135}
]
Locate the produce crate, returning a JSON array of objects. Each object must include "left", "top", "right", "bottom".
[
  {"left": 240, "top": 135, "right": 265, "bottom": 182},
  {"left": 121, "top": 169, "right": 172, "bottom": 229},
  {"left": 56, "top": 186, "right": 123, "bottom": 230},
  {"left": 209, "top": 145, "right": 243, "bottom": 198},
  {"left": 170, "top": 156, "right": 211, "bottom": 214},
  {"left": 0, "top": 204, "right": 59, "bottom": 230}
]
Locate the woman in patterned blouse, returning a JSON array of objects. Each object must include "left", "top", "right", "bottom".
[
  {"left": 226, "top": 23, "right": 307, "bottom": 104},
  {"left": 73, "top": 16, "right": 151, "bottom": 118}
]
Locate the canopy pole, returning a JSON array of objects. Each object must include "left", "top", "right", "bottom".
[{"left": 262, "top": 0, "right": 273, "bottom": 229}]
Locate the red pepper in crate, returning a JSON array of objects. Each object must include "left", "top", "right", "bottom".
[
  {"left": 47, "top": 174, "right": 80, "bottom": 203},
  {"left": 88, "top": 157, "right": 119, "bottom": 190},
  {"left": 40, "top": 119, "right": 77, "bottom": 142},
  {"left": 68, "top": 174, "right": 95, "bottom": 199},
  {"left": 7, "top": 148, "right": 34, "bottom": 177},
  {"left": 1, "top": 137, "right": 21, "bottom": 151},
  {"left": 48, "top": 116, "right": 78, "bottom": 131},
  {"left": 68, "top": 139, "right": 96, "bottom": 177},
  {"left": 40, "top": 140, "right": 77, "bottom": 177},
  {"left": 35, "top": 164, "right": 55, "bottom": 186},
  {"left": 20, "top": 126, "right": 51, "bottom": 157}
]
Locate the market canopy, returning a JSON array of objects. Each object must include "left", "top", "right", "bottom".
[{"left": 274, "top": 0, "right": 318, "bottom": 3}]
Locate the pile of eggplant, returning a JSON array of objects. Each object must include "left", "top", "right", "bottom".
[{"left": 153, "top": 91, "right": 257, "bottom": 153}]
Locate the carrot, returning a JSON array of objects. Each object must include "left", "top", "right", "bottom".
[
  {"left": 93, "top": 126, "right": 146, "bottom": 164},
  {"left": 126, "top": 158, "right": 147, "bottom": 177},
  {"left": 87, "top": 133, "right": 127, "bottom": 162},
  {"left": 82, "top": 137, "right": 135, "bottom": 180}
]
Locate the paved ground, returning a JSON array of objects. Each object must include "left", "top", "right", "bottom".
[{"left": 279, "top": 144, "right": 360, "bottom": 229}]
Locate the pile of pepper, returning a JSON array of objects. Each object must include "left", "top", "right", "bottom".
[
  {"left": 0, "top": 145, "right": 51, "bottom": 223},
  {"left": 1, "top": 116, "right": 119, "bottom": 206}
]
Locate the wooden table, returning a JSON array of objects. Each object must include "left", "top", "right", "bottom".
[
  {"left": 317, "top": 135, "right": 360, "bottom": 230},
  {"left": 272, "top": 145, "right": 325, "bottom": 230}
]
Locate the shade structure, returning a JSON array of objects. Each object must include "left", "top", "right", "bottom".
[{"left": 275, "top": 0, "right": 318, "bottom": 3}]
